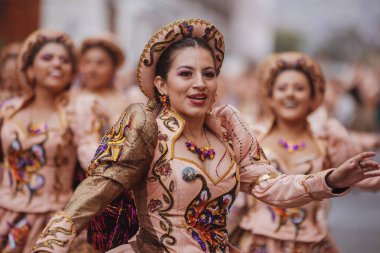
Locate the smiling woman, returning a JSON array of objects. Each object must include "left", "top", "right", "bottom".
[
  {"left": 31, "top": 20, "right": 380, "bottom": 253},
  {"left": 0, "top": 29, "right": 101, "bottom": 253},
  {"left": 230, "top": 52, "right": 380, "bottom": 253}
]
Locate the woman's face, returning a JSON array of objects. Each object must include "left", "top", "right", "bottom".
[
  {"left": 270, "top": 69, "right": 313, "bottom": 123},
  {"left": 80, "top": 47, "right": 115, "bottom": 90},
  {"left": 27, "top": 42, "right": 73, "bottom": 93},
  {"left": 155, "top": 46, "right": 217, "bottom": 121}
]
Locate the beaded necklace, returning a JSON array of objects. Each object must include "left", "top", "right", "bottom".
[
  {"left": 183, "top": 129, "right": 215, "bottom": 161},
  {"left": 278, "top": 138, "right": 306, "bottom": 153}
]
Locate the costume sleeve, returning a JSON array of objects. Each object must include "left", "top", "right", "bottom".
[
  {"left": 32, "top": 103, "right": 158, "bottom": 253},
  {"left": 322, "top": 119, "right": 380, "bottom": 191},
  {"left": 324, "top": 118, "right": 361, "bottom": 167},
  {"left": 211, "top": 105, "right": 348, "bottom": 209},
  {"left": 68, "top": 94, "right": 106, "bottom": 169}
]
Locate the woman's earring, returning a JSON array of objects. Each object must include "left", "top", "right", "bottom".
[{"left": 159, "top": 94, "right": 170, "bottom": 109}]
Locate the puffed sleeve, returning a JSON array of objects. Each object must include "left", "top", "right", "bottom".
[
  {"left": 211, "top": 105, "right": 348, "bottom": 209},
  {"left": 67, "top": 93, "right": 107, "bottom": 169},
  {"left": 323, "top": 118, "right": 361, "bottom": 167},
  {"left": 321, "top": 119, "right": 380, "bottom": 191},
  {"left": 32, "top": 103, "right": 158, "bottom": 253}
]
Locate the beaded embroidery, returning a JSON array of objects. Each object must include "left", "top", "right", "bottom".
[{"left": 184, "top": 173, "right": 238, "bottom": 252}]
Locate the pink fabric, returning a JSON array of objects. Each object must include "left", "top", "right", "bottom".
[{"left": 232, "top": 114, "right": 359, "bottom": 246}]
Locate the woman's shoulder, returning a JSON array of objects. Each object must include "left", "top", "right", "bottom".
[
  {"left": 0, "top": 94, "right": 30, "bottom": 121},
  {"left": 114, "top": 102, "right": 158, "bottom": 134}
]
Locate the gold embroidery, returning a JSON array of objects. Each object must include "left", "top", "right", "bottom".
[
  {"left": 33, "top": 211, "right": 76, "bottom": 250},
  {"left": 300, "top": 173, "right": 323, "bottom": 201},
  {"left": 251, "top": 171, "right": 280, "bottom": 188}
]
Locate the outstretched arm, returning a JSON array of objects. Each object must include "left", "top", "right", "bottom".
[{"left": 212, "top": 105, "right": 380, "bottom": 208}]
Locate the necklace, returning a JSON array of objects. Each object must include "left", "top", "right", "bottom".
[
  {"left": 27, "top": 122, "right": 48, "bottom": 135},
  {"left": 184, "top": 129, "right": 216, "bottom": 161},
  {"left": 27, "top": 104, "right": 54, "bottom": 135},
  {"left": 278, "top": 138, "right": 306, "bottom": 153}
]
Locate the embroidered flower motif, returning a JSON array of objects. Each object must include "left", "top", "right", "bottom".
[
  {"left": 158, "top": 133, "right": 168, "bottom": 141},
  {"left": 148, "top": 199, "right": 163, "bottom": 213},
  {"left": 154, "top": 163, "right": 172, "bottom": 177},
  {"left": 184, "top": 173, "right": 238, "bottom": 252}
]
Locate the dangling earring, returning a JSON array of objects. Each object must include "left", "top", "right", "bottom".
[{"left": 159, "top": 94, "right": 170, "bottom": 109}]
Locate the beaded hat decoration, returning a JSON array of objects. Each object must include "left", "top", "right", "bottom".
[
  {"left": 18, "top": 29, "right": 78, "bottom": 87},
  {"left": 137, "top": 18, "right": 225, "bottom": 99},
  {"left": 81, "top": 33, "right": 125, "bottom": 68},
  {"left": 258, "top": 52, "right": 326, "bottom": 111}
]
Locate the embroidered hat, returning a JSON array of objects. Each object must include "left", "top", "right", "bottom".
[
  {"left": 137, "top": 18, "right": 225, "bottom": 98},
  {"left": 258, "top": 51, "right": 325, "bottom": 110},
  {"left": 19, "top": 29, "right": 77, "bottom": 86},
  {"left": 81, "top": 33, "right": 125, "bottom": 68}
]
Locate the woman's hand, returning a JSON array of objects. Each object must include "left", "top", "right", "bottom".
[{"left": 326, "top": 152, "right": 380, "bottom": 189}]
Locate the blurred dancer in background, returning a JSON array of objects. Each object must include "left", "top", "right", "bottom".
[
  {"left": 0, "top": 43, "right": 25, "bottom": 102},
  {"left": 230, "top": 52, "right": 380, "bottom": 253},
  {"left": 73, "top": 34, "right": 142, "bottom": 251},
  {"left": 0, "top": 29, "right": 100, "bottom": 253}
]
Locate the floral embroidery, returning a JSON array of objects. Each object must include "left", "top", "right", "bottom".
[
  {"left": 154, "top": 163, "right": 172, "bottom": 177},
  {"left": 148, "top": 199, "right": 163, "bottom": 213},
  {"left": 267, "top": 206, "right": 307, "bottom": 239},
  {"left": 7, "top": 133, "right": 46, "bottom": 203},
  {"left": 7, "top": 217, "right": 31, "bottom": 249},
  {"left": 147, "top": 114, "right": 178, "bottom": 251},
  {"left": 184, "top": 173, "right": 238, "bottom": 252}
]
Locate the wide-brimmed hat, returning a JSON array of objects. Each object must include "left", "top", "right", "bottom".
[
  {"left": 258, "top": 51, "right": 325, "bottom": 110},
  {"left": 81, "top": 33, "right": 125, "bottom": 68},
  {"left": 137, "top": 18, "right": 225, "bottom": 98}
]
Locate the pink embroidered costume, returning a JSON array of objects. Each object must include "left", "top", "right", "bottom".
[
  {"left": 230, "top": 52, "right": 379, "bottom": 253},
  {"left": 32, "top": 19, "right": 350, "bottom": 253},
  {"left": 0, "top": 30, "right": 100, "bottom": 253}
]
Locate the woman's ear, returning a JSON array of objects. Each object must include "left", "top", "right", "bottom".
[
  {"left": 26, "top": 67, "right": 34, "bottom": 83},
  {"left": 154, "top": 76, "right": 167, "bottom": 95}
]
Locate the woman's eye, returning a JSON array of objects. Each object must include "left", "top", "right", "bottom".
[
  {"left": 179, "top": 71, "right": 192, "bottom": 77},
  {"left": 41, "top": 54, "right": 53, "bottom": 61},
  {"left": 295, "top": 85, "right": 306, "bottom": 91},
  {"left": 60, "top": 57, "right": 70, "bottom": 64},
  {"left": 204, "top": 71, "right": 216, "bottom": 78}
]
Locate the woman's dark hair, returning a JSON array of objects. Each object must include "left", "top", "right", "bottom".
[
  {"left": 81, "top": 44, "right": 118, "bottom": 67},
  {"left": 155, "top": 37, "right": 214, "bottom": 81}
]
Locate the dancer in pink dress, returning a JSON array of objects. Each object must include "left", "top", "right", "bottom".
[{"left": 32, "top": 19, "right": 380, "bottom": 253}]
